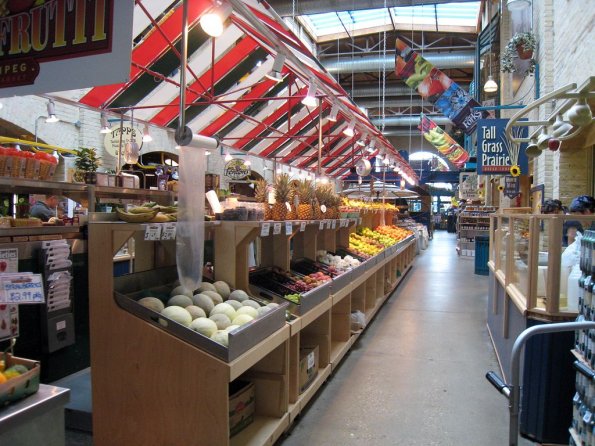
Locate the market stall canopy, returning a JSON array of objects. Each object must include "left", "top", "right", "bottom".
[{"left": 53, "top": 0, "right": 417, "bottom": 181}]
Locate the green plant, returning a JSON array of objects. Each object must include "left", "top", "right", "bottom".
[
  {"left": 74, "top": 147, "right": 101, "bottom": 173},
  {"left": 500, "top": 32, "right": 537, "bottom": 75}
]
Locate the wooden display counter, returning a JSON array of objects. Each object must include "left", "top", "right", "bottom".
[{"left": 88, "top": 219, "right": 416, "bottom": 446}]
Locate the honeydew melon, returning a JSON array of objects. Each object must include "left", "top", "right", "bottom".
[
  {"left": 226, "top": 300, "right": 243, "bottom": 311},
  {"left": 242, "top": 300, "right": 261, "bottom": 310},
  {"left": 267, "top": 303, "right": 280, "bottom": 308},
  {"left": 211, "top": 330, "right": 229, "bottom": 347},
  {"left": 225, "top": 324, "right": 240, "bottom": 333},
  {"left": 257, "top": 306, "right": 273, "bottom": 316},
  {"left": 202, "top": 291, "right": 223, "bottom": 305},
  {"left": 196, "top": 282, "right": 216, "bottom": 293},
  {"left": 138, "top": 297, "right": 165, "bottom": 313},
  {"left": 167, "top": 295, "right": 193, "bottom": 308},
  {"left": 186, "top": 305, "right": 207, "bottom": 320},
  {"left": 160, "top": 306, "right": 192, "bottom": 327},
  {"left": 209, "top": 313, "right": 232, "bottom": 330},
  {"left": 228, "top": 290, "right": 249, "bottom": 302},
  {"left": 192, "top": 294, "right": 215, "bottom": 315},
  {"left": 210, "top": 303, "right": 237, "bottom": 321},
  {"left": 213, "top": 281, "right": 231, "bottom": 299},
  {"left": 170, "top": 285, "right": 192, "bottom": 298},
  {"left": 232, "top": 314, "right": 254, "bottom": 326},
  {"left": 190, "top": 317, "right": 218, "bottom": 337},
  {"left": 236, "top": 306, "right": 258, "bottom": 319}
]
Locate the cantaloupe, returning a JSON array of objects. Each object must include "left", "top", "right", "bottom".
[
  {"left": 202, "top": 291, "right": 223, "bottom": 304},
  {"left": 236, "top": 306, "right": 258, "bottom": 319},
  {"left": 258, "top": 305, "right": 273, "bottom": 316},
  {"left": 226, "top": 300, "right": 243, "bottom": 311},
  {"left": 196, "top": 282, "right": 216, "bottom": 293},
  {"left": 209, "top": 313, "right": 231, "bottom": 330},
  {"left": 211, "top": 330, "right": 229, "bottom": 347},
  {"left": 232, "top": 314, "right": 254, "bottom": 326},
  {"left": 228, "top": 289, "right": 249, "bottom": 302},
  {"left": 213, "top": 281, "right": 231, "bottom": 299},
  {"left": 170, "top": 285, "right": 192, "bottom": 298},
  {"left": 190, "top": 317, "right": 218, "bottom": 337},
  {"left": 138, "top": 297, "right": 165, "bottom": 313},
  {"left": 242, "top": 300, "right": 261, "bottom": 310},
  {"left": 210, "top": 303, "right": 237, "bottom": 321},
  {"left": 167, "top": 294, "right": 193, "bottom": 308},
  {"left": 160, "top": 306, "right": 192, "bottom": 327},
  {"left": 186, "top": 305, "right": 207, "bottom": 320},
  {"left": 192, "top": 293, "right": 215, "bottom": 315}
]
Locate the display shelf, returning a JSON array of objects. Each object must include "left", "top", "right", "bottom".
[
  {"left": 330, "top": 339, "right": 353, "bottom": 369},
  {"left": 569, "top": 427, "right": 581, "bottom": 446},
  {"left": 229, "top": 413, "right": 290, "bottom": 446},
  {"left": 297, "top": 364, "right": 332, "bottom": 413},
  {"left": 0, "top": 225, "right": 82, "bottom": 237}
]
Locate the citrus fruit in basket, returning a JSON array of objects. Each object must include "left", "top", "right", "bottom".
[{"left": 0, "top": 371, "right": 6, "bottom": 384}]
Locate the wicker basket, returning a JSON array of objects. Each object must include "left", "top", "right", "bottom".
[{"left": 0, "top": 354, "right": 40, "bottom": 406}]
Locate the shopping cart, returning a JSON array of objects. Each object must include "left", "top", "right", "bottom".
[{"left": 486, "top": 321, "right": 595, "bottom": 446}]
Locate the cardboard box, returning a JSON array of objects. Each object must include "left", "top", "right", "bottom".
[
  {"left": 229, "top": 380, "right": 255, "bottom": 437},
  {"left": 299, "top": 345, "right": 319, "bottom": 393}
]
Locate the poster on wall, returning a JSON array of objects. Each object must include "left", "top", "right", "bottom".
[
  {"left": 477, "top": 119, "right": 528, "bottom": 175},
  {"left": 0, "top": 248, "right": 19, "bottom": 341},
  {"left": 103, "top": 125, "right": 144, "bottom": 159},
  {"left": 459, "top": 172, "right": 479, "bottom": 201},
  {"left": 224, "top": 159, "right": 251, "bottom": 180},
  {"left": 0, "top": 1, "right": 134, "bottom": 97},
  {"left": 395, "top": 38, "right": 488, "bottom": 134}
]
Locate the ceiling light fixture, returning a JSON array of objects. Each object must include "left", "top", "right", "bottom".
[
  {"left": 525, "top": 138, "right": 541, "bottom": 158},
  {"left": 356, "top": 139, "right": 365, "bottom": 147},
  {"left": 343, "top": 120, "right": 355, "bottom": 137},
  {"left": 551, "top": 114, "right": 573, "bottom": 138},
  {"left": 46, "top": 99, "right": 59, "bottom": 123},
  {"left": 567, "top": 97, "right": 593, "bottom": 127},
  {"left": 328, "top": 103, "right": 339, "bottom": 122},
  {"left": 244, "top": 159, "right": 251, "bottom": 166},
  {"left": 142, "top": 124, "right": 153, "bottom": 142},
  {"left": 265, "top": 53, "right": 286, "bottom": 83},
  {"left": 99, "top": 113, "right": 110, "bottom": 134},
  {"left": 507, "top": 0, "right": 531, "bottom": 11},
  {"left": 484, "top": 75, "right": 498, "bottom": 93},
  {"left": 224, "top": 152, "right": 233, "bottom": 162},
  {"left": 302, "top": 78, "right": 318, "bottom": 107},
  {"left": 205, "top": 150, "right": 211, "bottom": 156},
  {"left": 200, "top": 2, "right": 229, "bottom": 37}
]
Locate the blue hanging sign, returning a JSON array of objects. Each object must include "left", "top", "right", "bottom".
[{"left": 477, "top": 119, "right": 528, "bottom": 176}]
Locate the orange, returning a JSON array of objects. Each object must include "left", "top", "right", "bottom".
[
  {"left": 0, "top": 372, "right": 6, "bottom": 384},
  {"left": 3, "top": 369, "right": 20, "bottom": 380}
]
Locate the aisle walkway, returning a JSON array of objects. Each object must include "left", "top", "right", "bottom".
[{"left": 278, "top": 231, "right": 514, "bottom": 446}]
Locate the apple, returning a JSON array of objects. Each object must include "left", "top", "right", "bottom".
[{"left": 548, "top": 138, "right": 561, "bottom": 151}]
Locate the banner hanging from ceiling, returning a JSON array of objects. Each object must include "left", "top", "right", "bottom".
[
  {"left": 0, "top": 0, "right": 133, "bottom": 97},
  {"left": 418, "top": 114, "right": 470, "bottom": 168},
  {"left": 395, "top": 38, "right": 487, "bottom": 134},
  {"left": 476, "top": 119, "right": 528, "bottom": 176}
]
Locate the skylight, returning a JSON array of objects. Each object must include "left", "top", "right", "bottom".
[{"left": 300, "top": 2, "right": 481, "bottom": 41}]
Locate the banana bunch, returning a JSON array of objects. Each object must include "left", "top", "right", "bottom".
[
  {"left": 116, "top": 207, "right": 158, "bottom": 223},
  {"left": 139, "top": 202, "right": 178, "bottom": 222}
]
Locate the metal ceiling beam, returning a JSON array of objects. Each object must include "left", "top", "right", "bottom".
[
  {"left": 370, "top": 115, "right": 451, "bottom": 127},
  {"left": 267, "top": 0, "right": 479, "bottom": 17},
  {"left": 349, "top": 83, "right": 468, "bottom": 97},
  {"left": 323, "top": 51, "right": 474, "bottom": 74}
]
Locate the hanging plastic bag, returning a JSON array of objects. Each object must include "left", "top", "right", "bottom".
[{"left": 176, "top": 146, "right": 206, "bottom": 293}]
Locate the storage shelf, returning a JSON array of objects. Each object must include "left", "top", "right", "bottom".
[
  {"left": 0, "top": 177, "right": 88, "bottom": 194},
  {"left": 230, "top": 413, "right": 289, "bottom": 446},
  {"left": 0, "top": 225, "right": 82, "bottom": 237},
  {"left": 297, "top": 364, "right": 332, "bottom": 413},
  {"left": 330, "top": 339, "right": 353, "bottom": 368}
]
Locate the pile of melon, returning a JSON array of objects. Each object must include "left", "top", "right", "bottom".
[{"left": 137, "top": 280, "right": 279, "bottom": 347}]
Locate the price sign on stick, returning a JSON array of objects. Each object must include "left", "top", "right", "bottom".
[
  {"left": 161, "top": 223, "right": 176, "bottom": 240},
  {"left": 319, "top": 221, "right": 325, "bottom": 230},
  {"left": 260, "top": 222, "right": 271, "bottom": 237},
  {"left": 1, "top": 274, "right": 45, "bottom": 304},
  {"left": 331, "top": 220, "right": 336, "bottom": 229},
  {"left": 326, "top": 220, "right": 332, "bottom": 229},
  {"left": 300, "top": 222, "right": 306, "bottom": 232},
  {"left": 273, "top": 222, "right": 282, "bottom": 235},
  {"left": 285, "top": 222, "right": 293, "bottom": 235},
  {"left": 144, "top": 224, "right": 162, "bottom": 241}
]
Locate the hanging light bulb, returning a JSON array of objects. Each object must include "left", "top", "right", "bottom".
[
  {"left": 356, "top": 136, "right": 366, "bottom": 147},
  {"left": 383, "top": 156, "right": 390, "bottom": 166},
  {"left": 568, "top": 97, "right": 593, "bottom": 127},
  {"left": 343, "top": 120, "right": 355, "bottom": 137},
  {"left": 142, "top": 124, "right": 153, "bottom": 142},
  {"left": 99, "top": 113, "right": 110, "bottom": 134},
  {"left": 328, "top": 103, "right": 339, "bottom": 122},
  {"left": 52, "top": 150, "right": 60, "bottom": 161},
  {"left": 205, "top": 150, "right": 211, "bottom": 156},
  {"left": 358, "top": 176, "right": 362, "bottom": 185},
  {"left": 265, "top": 53, "right": 286, "bottom": 83},
  {"left": 224, "top": 152, "right": 233, "bottom": 162},
  {"left": 200, "top": 2, "right": 230, "bottom": 37},
  {"left": 400, "top": 178, "right": 406, "bottom": 189},
  {"left": 320, "top": 176, "right": 329, "bottom": 184},
  {"left": 301, "top": 78, "right": 318, "bottom": 107},
  {"left": 507, "top": 0, "right": 531, "bottom": 11},
  {"left": 244, "top": 159, "right": 251, "bottom": 167},
  {"left": 46, "top": 99, "right": 59, "bottom": 123},
  {"left": 483, "top": 75, "right": 498, "bottom": 93}
]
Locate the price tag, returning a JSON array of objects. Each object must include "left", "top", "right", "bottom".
[
  {"left": 144, "top": 224, "right": 162, "bottom": 241},
  {"left": 320, "top": 205, "right": 327, "bottom": 214},
  {"left": 1, "top": 274, "right": 45, "bottom": 304},
  {"left": 340, "top": 219, "right": 347, "bottom": 228},
  {"left": 300, "top": 222, "right": 306, "bottom": 232},
  {"left": 161, "top": 223, "right": 177, "bottom": 240},
  {"left": 273, "top": 222, "right": 282, "bottom": 235},
  {"left": 260, "top": 222, "right": 271, "bottom": 237},
  {"left": 319, "top": 220, "right": 325, "bottom": 230},
  {"left": 326, "top": 220, "right": 332, "bottom": 229},
  {"left": 331, "top": 220, "right": 337, "bottom": 229},
  {"left": 285, "top": 222, "right": 293, "bottom": 235}
]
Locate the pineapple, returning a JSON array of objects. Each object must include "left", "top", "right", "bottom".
[
  {"left": 254, "top": 179, "right": 272, "bottom": 221},
  {"left": 272, "top": 173, "right": 290, "bottom": 221},
  {"left": 295, "top": 179, "right": 314, "bottom": 220},
  {"left": 287, "top": 188, "right": 297, "bottom": 220},
  {"left": 315, "top": 184, "right": 331, "bottom": 219}
]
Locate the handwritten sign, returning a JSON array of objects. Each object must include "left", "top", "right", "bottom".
[
  {"left": 1, "top": 274, "right": 44, "bottom": 304},
  {"left": 285, "top": 222, "right": 293, "bottom": 235},
  {"left": 273, "top": 223, "right": 282, "bottom": 235},
  {"left": 260, "top": 222, "right": 271, "bottom": 237},
  {"left": 144, "top": 224, "right": 162, "bottom": 241}
]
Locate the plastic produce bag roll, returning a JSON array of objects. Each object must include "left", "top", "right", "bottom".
[{"left": 176, "top": 146, "right": 206, "bottom": 292}]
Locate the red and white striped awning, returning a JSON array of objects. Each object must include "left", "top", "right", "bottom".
[{"left": 70, "top": 0, "right": 417, "bottom": 180}]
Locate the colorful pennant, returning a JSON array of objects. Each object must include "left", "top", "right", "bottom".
[{"left": 418, "top": 114, "right": 470, "bottom": 168}]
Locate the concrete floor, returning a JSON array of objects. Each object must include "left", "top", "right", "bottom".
[{"left": 277, "top": 231, "right": 527, "bottom": 446}]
